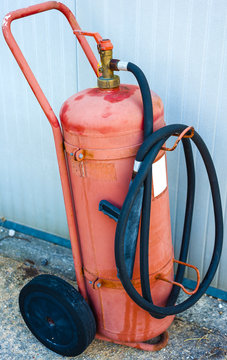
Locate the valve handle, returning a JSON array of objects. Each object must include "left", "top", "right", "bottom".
[
  {"left": 74, "top": 30, "right": 113, "bottom": 51},
  {"left": 74, "top": 30, "right": 102, "bottom": 45}
]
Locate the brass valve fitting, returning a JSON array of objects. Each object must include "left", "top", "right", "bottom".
[
  {"left": 97, "top": 40, "right": 120, "bottom": 89},
  {"left": 73, "top": 31, "right": 120, "bottom": 89}
]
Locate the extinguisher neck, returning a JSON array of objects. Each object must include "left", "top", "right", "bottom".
[{"left": 97, "top": 48, "right": 120, "bottom": 89}]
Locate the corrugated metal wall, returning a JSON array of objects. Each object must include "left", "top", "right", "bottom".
[{"left": 0, "top": 0, "right": 226, "bottom": 291}]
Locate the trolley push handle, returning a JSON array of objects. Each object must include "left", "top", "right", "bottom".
[
  {"left": 2, "top": 1, "right": 99, "bottom": 129},
  {"left": 2, "top": 1, "right": 99, "bottom": 300}
]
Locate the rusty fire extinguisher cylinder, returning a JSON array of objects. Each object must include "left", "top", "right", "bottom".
[{"left": 2, "top": 1, "right": 224, "bottom": 356}]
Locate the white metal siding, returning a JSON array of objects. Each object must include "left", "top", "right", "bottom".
[{"left": 0, "top": 0, "right": 226, "bottom": 291}]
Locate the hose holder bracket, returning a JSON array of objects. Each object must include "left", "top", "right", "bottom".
[
  {"left": 156, "top": 259, "right": 200, "bottom": 296},
  {"left": 162, "top": 126, "right": 194, "bottom": 152}
]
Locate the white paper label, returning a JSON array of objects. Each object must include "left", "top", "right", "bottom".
[{"left": 152, "top": 155, "right": 167, "bottom": 197}]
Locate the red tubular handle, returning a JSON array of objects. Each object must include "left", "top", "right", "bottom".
[
  {"left": 2, "top": 1, "right": 98, "bottom": 128},
  {"left": 2, "top": 2, "right": 97, "bottom": 300}
]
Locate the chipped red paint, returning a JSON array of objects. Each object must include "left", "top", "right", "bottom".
[
  {"left": 86, "top": 87, "right": 114, "bottom": 97},
  {"left": 60, "top": 84, "right": 164, "bottom": 136},
  {"left": 104, "top": 87, "right": 136, "bottom": 103},
  {"left": 102, "top": 112, "right": 112, "bottom": 118},
  {"left": 87, "top": 85, "right": 137, "bottom": 103},
  {"left": 74, "top": 94, "right": 84, "bottom": 101},
  {"left": 70, "top": 123, "right": 85, "bottom": 135}
]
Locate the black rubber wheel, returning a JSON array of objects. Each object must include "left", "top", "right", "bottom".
[{"left": 19, "top": 274, "right": 96, "bottom": 356}]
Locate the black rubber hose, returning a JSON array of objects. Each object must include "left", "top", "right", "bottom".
[
  {"left": 127, "top": 62, "right": 153, "bottom": 304},
  {"left": 125, "top": 62, "right": 197, "bottom": 316},
  {"left": 115, "top": 124, "right": 223, "bottom": 317},
  {"left": 127, "top": 63, "right": 153, "bottom": 136},
  {"left": 166, "top": 138, "right": 195, "bottom": 307}
]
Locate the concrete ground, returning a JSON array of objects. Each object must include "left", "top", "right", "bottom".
[{"left": 0, "top": 226, "right": 226, "bottom": 360}]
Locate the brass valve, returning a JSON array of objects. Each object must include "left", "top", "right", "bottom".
[
  {"left": 98, "top": 46, "right": 120, "bottom": 89},
  {"left": 74, "top": 31, "right": 120, "bottom": 89}
]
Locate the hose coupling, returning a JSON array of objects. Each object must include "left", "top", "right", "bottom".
[{"left": 110, "top": 59, "right": 128, "bottom": 71}]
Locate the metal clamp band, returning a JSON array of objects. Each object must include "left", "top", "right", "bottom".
[{"left": 64, "top": 141, "right": 141, "bottom": 161}]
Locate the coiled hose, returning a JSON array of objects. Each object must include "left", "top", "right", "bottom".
[{"left": 113, "top": 61, "right": 223, "bottom": 319}]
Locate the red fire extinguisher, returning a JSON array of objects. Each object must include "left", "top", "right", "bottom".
[{"left": 2, "top": 1, "right": 223, "bottom": 357}]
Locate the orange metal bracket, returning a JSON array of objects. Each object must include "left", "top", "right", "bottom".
[
  {"left": 162, "top": 126, "right": 194, "bottom": 152},
  {"left": 156, "top": 259, "right": 200, "bottom": 296},
  {"left": 2, "top": 1, "right": 100, "bottom": 300}
]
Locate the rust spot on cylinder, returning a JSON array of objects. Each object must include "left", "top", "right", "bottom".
[
  {"left": 84, "top": 150, "right": 94, "bottom": 159},
  {"left": 87, "top": 162, "right": 117, "bottom": 181}
]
